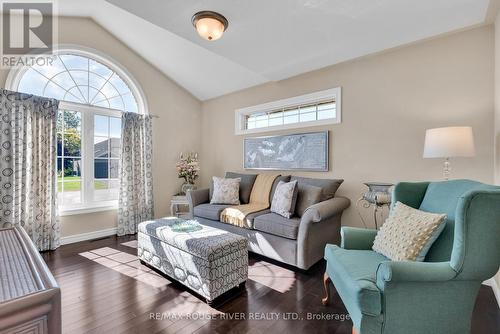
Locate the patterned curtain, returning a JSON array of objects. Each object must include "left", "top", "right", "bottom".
[
  {"left": 0, "top": 89, "right": 59, "bottom": 250},
  {"left": 117, "top": 112, "right": 154, "bottom": 236}
]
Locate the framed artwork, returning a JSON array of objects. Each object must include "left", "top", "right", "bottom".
[{"left": 243, "top": 131, "right": 328, "bottom": 171}]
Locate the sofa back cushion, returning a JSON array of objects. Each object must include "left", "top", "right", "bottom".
[
  {"left": 209, "top": 172, "right": 258, "bottom": 204},
  {"left": 290, "top": 176, "right": 343, "bottom": 202},
  {"left": 295, "top": 184, "right": 322, "bottom": 217},
  {"left": 226, "top": 172, "right": 258, "bottom": 204}
]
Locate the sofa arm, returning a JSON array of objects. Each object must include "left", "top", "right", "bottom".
[
  {"left": 340, "top": 227, "right": 377, "bottom": 250},
  {"left": 296, "top": 196, "right": 350, "bottom": 270},
  {"left": 300, "top": 196, "right": 350, "bottom": 224},
  {"left": 376, "top": 261, "right": 457, "bottom": 290},
  {"left": 187, "top": 188, "right": 209, "bottom": 217}
]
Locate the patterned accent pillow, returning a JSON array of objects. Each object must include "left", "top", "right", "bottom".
[
  {"left": 270, "top": 180, "right": 298, "bottom": 218},
  {"left": 210, "top": 177, "right": 241, "bottom": 205},
  {"left": 372, "top": 202, "right": 446, "bottom": 261}
]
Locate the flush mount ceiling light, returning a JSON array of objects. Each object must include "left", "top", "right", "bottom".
[{"left": 192, "top": 11, "right": 228, "bottom": 41}]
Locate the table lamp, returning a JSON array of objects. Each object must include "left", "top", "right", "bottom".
[{"left": 423, "top": 126, "right": 475, "bottom": 180}]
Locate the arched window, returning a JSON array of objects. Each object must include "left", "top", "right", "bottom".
[{"left": 6, "top": 46, "right": 147, "bottom": 214}]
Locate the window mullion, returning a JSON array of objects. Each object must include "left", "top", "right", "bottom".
[{"left": 83, "top": 110, "right": 94, "bottom": 206}]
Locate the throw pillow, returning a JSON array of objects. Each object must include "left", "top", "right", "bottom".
[
  {"left": 225, "top": 172, "right": 258, "bottom": 204},
  {"left": 210, "top": 177, "right": 241, "bottom": 205},
  {"left": 270, "top": 180, "right": 298, "bottom": 218},
  {"left": 372, "top": 202, "right": 446, "bottom": 261},
  {"left": 290, "top": 176, "right": 343, "bottom": 201},
  {"left": 269, "top": 175, "right": 291, "bottom": 202},
  {"left": 295, "top": 184, "right": 323, "bottom": 217}
]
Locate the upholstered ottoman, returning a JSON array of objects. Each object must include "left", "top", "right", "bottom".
[{"left": 137, "top": 218, "right": 248, "bottom": 302}]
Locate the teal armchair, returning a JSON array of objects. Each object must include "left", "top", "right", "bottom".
[{"left": 322, "top": 180, "right": 500, "bottom": 334}]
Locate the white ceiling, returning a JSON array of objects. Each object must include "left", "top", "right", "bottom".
[{"left": 55, "top": 0, "right": 491, "bottom": 100}]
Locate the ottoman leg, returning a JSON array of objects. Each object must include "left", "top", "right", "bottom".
[{"left": 239, "top": 281, "right": 246, "bottom": 289}]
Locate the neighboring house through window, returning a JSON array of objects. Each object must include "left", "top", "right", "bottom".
[{"left": 6, "top": 46, "right": 147, "bottom": 214}]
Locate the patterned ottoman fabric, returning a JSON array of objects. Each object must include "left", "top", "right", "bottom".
[{"left": 137, "top": 218, "right": 248, "bottom": 301}]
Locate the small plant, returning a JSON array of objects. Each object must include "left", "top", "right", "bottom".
[{"left": 176, "top": 152, "right": 200, "bottom": 185}]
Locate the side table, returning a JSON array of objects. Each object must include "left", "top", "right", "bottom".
[
  {"left": 356, "top": 182, "right": 393, "bottom": 229},
  {"left": 170, "top": 195, "right": 190, "bottom": 218}
]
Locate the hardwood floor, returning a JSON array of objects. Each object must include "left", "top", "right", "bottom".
[{"left": 41, "top": 235, "right": 500, "bottom": 334}]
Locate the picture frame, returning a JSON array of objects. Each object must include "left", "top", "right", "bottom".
[{"left": 243, "top": 131, "right": 329, "bottom": 171}]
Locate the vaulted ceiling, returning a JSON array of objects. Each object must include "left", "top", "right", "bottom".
[{"left": 57, "top": 0, "right": 491, "bottom": 100}]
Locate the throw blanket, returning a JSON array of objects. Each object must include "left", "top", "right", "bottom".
[{"left": 220, "top": 174, "right": 279, "bottom": 228}]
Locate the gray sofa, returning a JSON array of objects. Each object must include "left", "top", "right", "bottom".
[{"left": 187, "top": 172, "right": 350, "bottom": 270}]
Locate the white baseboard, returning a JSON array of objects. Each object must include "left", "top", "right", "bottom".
[
  {"left": 483, "top": 278, "right": 500, "bottom": 307},
  {"left": 60, "top": 227, "right": 117, "bottom": 245}
]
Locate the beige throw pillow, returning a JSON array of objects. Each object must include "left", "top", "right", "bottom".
[
  {"left": 372, "top": 202, "right": 446, "bottom": 261},
  {"left": 210, "top": 177, "right": 241, "bottom": 205}
]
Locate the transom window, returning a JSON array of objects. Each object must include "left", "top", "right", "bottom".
[
  {"left": 245, "top": 99, "right": 336, "bottom": 130},
  {"left": 7, "top": 47, "right": 146, "bottom": 214},
  {"left": 18, "top": 54, "right": 138, "bottom": 112},
  {"left": 235, "top": 87, "right": 341, "bottom": 135}
]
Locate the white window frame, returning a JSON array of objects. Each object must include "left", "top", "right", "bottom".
[
  {"left": 5, "top": 45, "right": 148, "bottom": 215},
  {"left": 57, "top": 102, "right": 123, "bottom": 216},
  {"left": 234, "top": 87, "right": 341, "bottom": 135}
]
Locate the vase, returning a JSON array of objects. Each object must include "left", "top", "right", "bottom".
[{"left": 181, "top": 182, "right": 196, "bottom": 195}]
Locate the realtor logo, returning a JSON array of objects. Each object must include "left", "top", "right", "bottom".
[{"left": 2, "top": 2, "right": 53, "bottom": 55}]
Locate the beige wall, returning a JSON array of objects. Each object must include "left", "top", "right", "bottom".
[
  {"left": 493, "top": 9, "right": 500, "bottom": 295},
  {"left": 0, "top": 17, "right": 202, "bottom": 238},
  {"left": 496, "top": 13, "right": 500, "bottom": 186},
  {"left": 0, "top": 18, "right": 495, "bottom": 243},
  {"left": 200, "top": 26, "right": 494, "bottom": 228}
]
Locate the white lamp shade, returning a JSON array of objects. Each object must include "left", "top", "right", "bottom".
[{"left": 423, "top": 126, "right": 475, "bottom": 158}]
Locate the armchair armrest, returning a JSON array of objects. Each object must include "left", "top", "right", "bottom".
[
  {"left": 187, "top": 188, "right": 209, "bottom": 218},
  {"left": 376, "top": 261, "right": 457, "bottom": 290},
  {"left": 340, "top": 227, "right": 377, "bottom": 250},
  {"left": 300, "top": 196, "right": 350, "bottom": 224}
]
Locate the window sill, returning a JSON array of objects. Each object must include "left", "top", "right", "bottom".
[
  {"left": 59, "top": 203, "right": 118, "bottom": 216},
  {"left": 235, "top": 118, "right": 340, "bottom": 135}
]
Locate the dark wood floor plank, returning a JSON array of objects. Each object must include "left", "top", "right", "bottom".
[{"left": 39, "top": 235, "right": 499, "bottom": 334}]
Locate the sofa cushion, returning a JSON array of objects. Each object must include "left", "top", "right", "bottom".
[
  {"left": 271, "top": 180, "right": 298, "bottom": 218},
  {"left": 253, "top": 213, "right": 300, "bottom": 239},
  {"left": 225, "top": 172, "right": 258, "bottom": 204},
  {"left": 270, "top": 175, "right": 291, "bottom": 202},
  {"left": 209, "top": 172, "right": 257, "bottom": 203},
  {"left": 372, "top": 202, "right": 446, "bottom": 261},
  {"left": 295, "top": 183, "right": 322, "bottom": 217},
  {"left": 194, "top": 203, "right": 233, "bottom": 221},
  {"left": 290, "top": 176, "right": 343, "bottom": 201},
  {"left": 245, "top": 209, "right": 270, "bottom": 228},
  {"left": 324, "top": 244, "right": 387, "bottom": 316},
  {"left": 210, "top": 177, "right": 241, "bottom": 205}
]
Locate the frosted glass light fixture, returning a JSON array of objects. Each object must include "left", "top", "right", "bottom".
[
  {"left": 192, "top": 11, "right": 228, "bottom": 41},
  {"left": 423, "top": 126, "right": 475, "bottom": 180}
]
